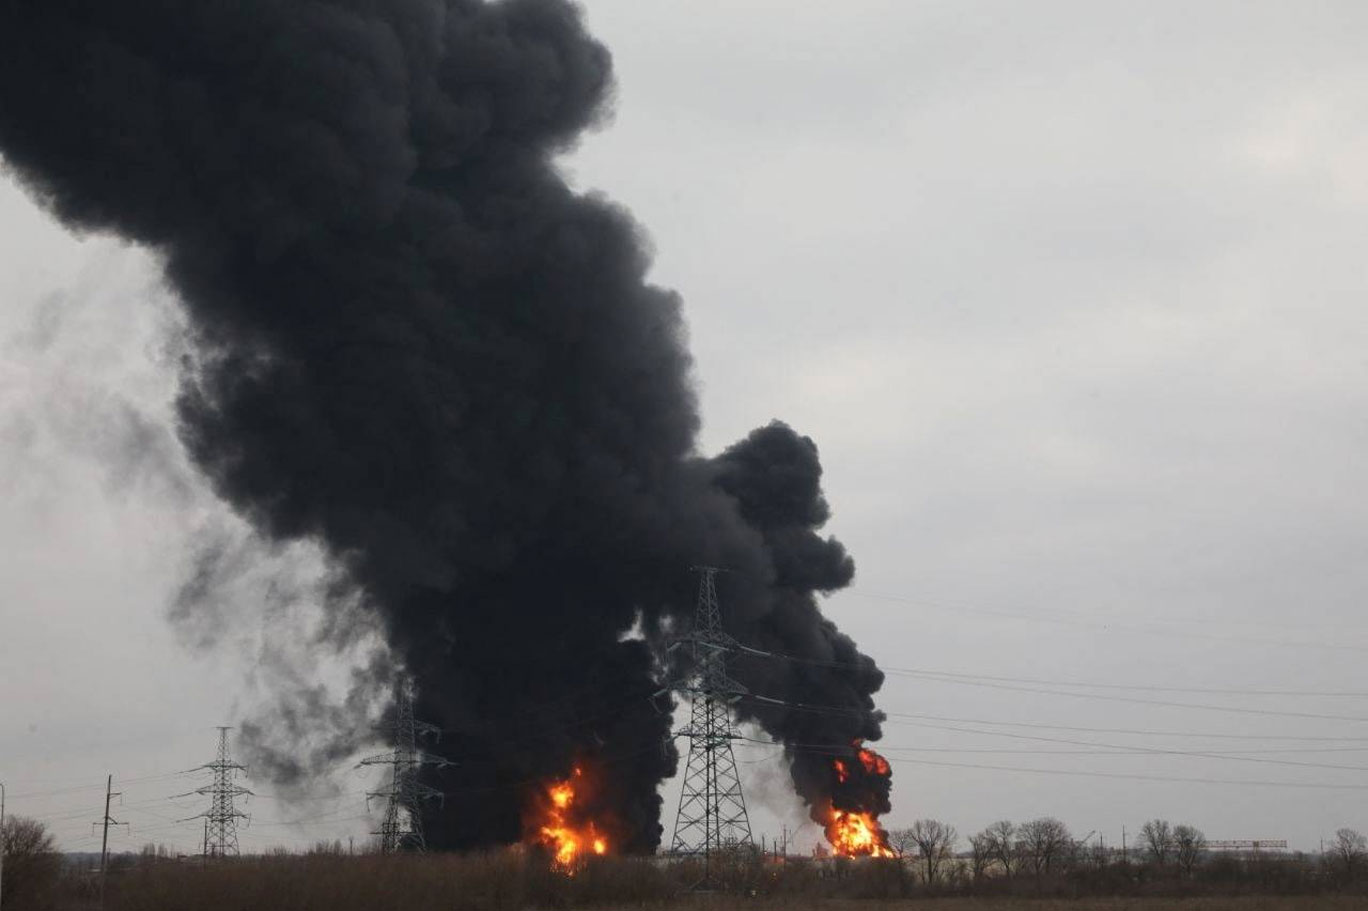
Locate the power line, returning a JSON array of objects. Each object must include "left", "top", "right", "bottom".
[
  {"left": 735, "top": 691, "right": 1368, "bottom": 773},
  {"left": 889, "top": 718, "right": 1368, "bottom": 774},
  {"left": 859, "top": 710, "right": 1368, "bottom": 742},
  {"left": 870, "top": 665, "right": 1368, "bottom": 698},
  {"left": 883, "top": 670, "right": 1368, "bottom": 698},
  {"left": 848, "top": 754, "right": 1368, "bottom": 792},
  {"left": 247, "top": 800, "right": 373, "bottom": 828},
  {"left": 842, "top": 588, "right": 1368, "bottom": 653},
  {"left": 742, "top": 743, "right": 1368, "bottom": 757},
  {"left": 7, "top": 771, "right": 196, "bottom": 802},
  {"left": 40, "top": 794, "right": 190, "bottom": 826},
  {"left": 738, "top": 692, "right": 1368, "bottom": 771},
  {"left": 422, "top": 739, "right": 676, "bottom": 800},
  {"left": 879, "top": 676, "right": 1368, "bottom": 722},
  {"left": 249, "top": 790, "right": 371, "bottom": 803},
  {"left": 733, "top": 736, "right": 1368, "bottom": 792},
  {"left": 732, "top": 644, "right": 1368, "bottom": 722},
  {"left": 437, "top": 688, "right": 665, "bottom": 748},
  {"left": 877, "top": 745, "right": 1368, "bottom": 756}
]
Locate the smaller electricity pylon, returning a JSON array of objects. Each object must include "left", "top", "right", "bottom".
[
  {"left": 179, "top": 727, "right": 251, "bottom": 858},
  {"left": 667, "top": 567, "right": 754, "bottom": 886},
  {"left": 359, "top": 676, "right": 449, "bottom": 853}
]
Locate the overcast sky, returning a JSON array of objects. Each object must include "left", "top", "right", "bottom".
[{"left": 4, "top": 0, "right": 1368, "bottom": 856}]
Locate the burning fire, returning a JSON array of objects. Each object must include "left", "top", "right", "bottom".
[
  {"left": 826, "top": 808, "right": 896, "bottom": 858},
  {"left": 823, "top": 742, "right": 895, "bottom": 858},
  {"left": 856, "top": 745, "right": 891, "bottom": 777},
  {"left": 528, "top": 767, "right": 609, "bottom": 870}
]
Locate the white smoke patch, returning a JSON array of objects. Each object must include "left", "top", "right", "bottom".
[
  {"left": 734, "top": 723, "right": 814, "bottom": 853},
  {"left": 0, "top": 242, "right": 190, "bottom": 507},
  {"left": 174, "top": 515, "right": 395, "bottom": 801},
  {"left": 0, "top": 222, "right": 391, "bottom": 806}
]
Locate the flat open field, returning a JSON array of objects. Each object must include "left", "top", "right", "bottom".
[
  {"left": 87, "top": 854, "right": 1368, "bottom": 911},
  {"left": 678, "top": 901, "right": 1364, "bottom": 911}
]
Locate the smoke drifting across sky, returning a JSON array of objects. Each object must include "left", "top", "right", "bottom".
[{"left": 0, "top": 0, "right": 886, "bottom": 849}]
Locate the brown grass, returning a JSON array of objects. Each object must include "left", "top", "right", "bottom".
[
  {"left": 105, "top": 852, "right": 672, "bottom": 911},
  {"left": 699, "top": 900, "right": 1368, "bottom": 911},
  {"left": 92, "top": 853, "right": 1368, "bottom": 911}
]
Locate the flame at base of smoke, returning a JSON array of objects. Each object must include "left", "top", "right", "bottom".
[
  {"left": 526, "top": 766, "right": 610, "bottom": 873},
  {"left": 822, "top": 742, "right": 895, "bottom": 857},
  {"left": 825, "top": 807, "right": 896, "bottom": 859}
]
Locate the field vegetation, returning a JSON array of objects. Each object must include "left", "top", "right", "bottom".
[{"left": 6, "top": 814, "right": 1368, "bottom": 911}]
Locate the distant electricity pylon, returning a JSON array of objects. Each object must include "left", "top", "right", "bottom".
[
  {"left": 359, "top": 677, "right": 449, "bottom": 853},
  {"left": 669, "top": 567, "right": 754, "bottom": 879},
  {"left": 180, "top": 728, "right": 251, "bottom": 859}
]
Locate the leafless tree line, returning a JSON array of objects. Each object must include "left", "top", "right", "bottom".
[
  {"left": 887, "top": 816, "right": 1368, "bottom": 888},
  {"left": 890, "top": 816, "right": 1078, "bottom": 885},
  {"left": 5, "top": 811, "right": 1368, "bottom": 909}
]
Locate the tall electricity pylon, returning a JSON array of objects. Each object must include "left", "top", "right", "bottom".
[
  {"left": 181, "top": 728, "right": 251, "bottom": 858},
  {"left": 670, "top": 567, "right": 753, "bottom": 879},
  {"left": 359, "top": 677, "right": 448, "bottom": 853}
]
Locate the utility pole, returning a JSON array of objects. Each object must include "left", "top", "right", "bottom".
[
  {"left": 359, "top": 677, "right": 449, "bottom": 853},
  {"left": 180, "top": 728, "right": 252, "bottom": 858},
  {"left": 1, "top": 780, "right": 7, "bottom": 911},
  {"left": 93, "top": 775, "right": 126, "bottom": 909},
  {"left": 668, "top": 567, "right": 754, "bottom": 887}
]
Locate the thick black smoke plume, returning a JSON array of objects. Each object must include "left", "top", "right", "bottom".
[{"left": 0, "top": 0, "right": 886, "bottom": 851}]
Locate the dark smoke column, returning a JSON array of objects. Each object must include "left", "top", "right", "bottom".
[{"left": 0, "top": 0, "right": 888, "bottom": 850}]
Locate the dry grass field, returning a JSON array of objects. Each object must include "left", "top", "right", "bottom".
[
  {"left": 83, "top": 852, "right": 1368, "bottom": 911},
  {"left": 686, "top": 900, "right": 1368, "bottom": 911}
]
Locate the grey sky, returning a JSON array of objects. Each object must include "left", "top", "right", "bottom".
[{"left": 4, "top": 1, "right": 1368, "bottom": 855}]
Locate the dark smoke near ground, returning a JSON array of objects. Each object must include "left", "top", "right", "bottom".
[{"left": 0, "top": 1, "right": 887, "bottom": 851}]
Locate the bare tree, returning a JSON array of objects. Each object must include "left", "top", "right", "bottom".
[
  {"left": 984, "top": 820, "right": 1018, "bottom": 878},
  {"left": 968, "top": 831, "right": 994, "bottom": 882},
  {"left": 1017, "top": 817, "right": 1072, "bottom": 880},
  {"left": 1172, "top": 824, "right": 1206, "bottom": 877},
  {"left": 2, "top": 815, "right": 60, "bottom": 910},
  {"left": 1141, "top": 819, "right": 1173, "bottom": 868},
  {"left": 905, "top": 819, "right": 958, "bottom": 886},
  {"left": 1330, "top": 828, "right": 1368, "bottom": 882},
  {"left": 886, "top": 827, "right": 917, "bottom": 859}
]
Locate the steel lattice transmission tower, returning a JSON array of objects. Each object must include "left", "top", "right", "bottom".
[
  {"left": 359, "top": 677, "right": 449, "bottom": 853},
  {"left": 182, "top": 727, "right": 252, "bottom": 858},
  {"left": 670, "top": 567, "right": 753, "bottom": 873}
]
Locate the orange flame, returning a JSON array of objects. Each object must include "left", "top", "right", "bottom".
[
  {"left": 833, "top": 759, "right": 849, "bottom": 783},
  {"left": 826, "top": 807, "right": 895, "bottom": 858},
  {"left": 857, "top": 746, "right": 890, "bottom": 777},
  {"left": 529, "top": 767, "right": 609, "bottom": 871}
]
